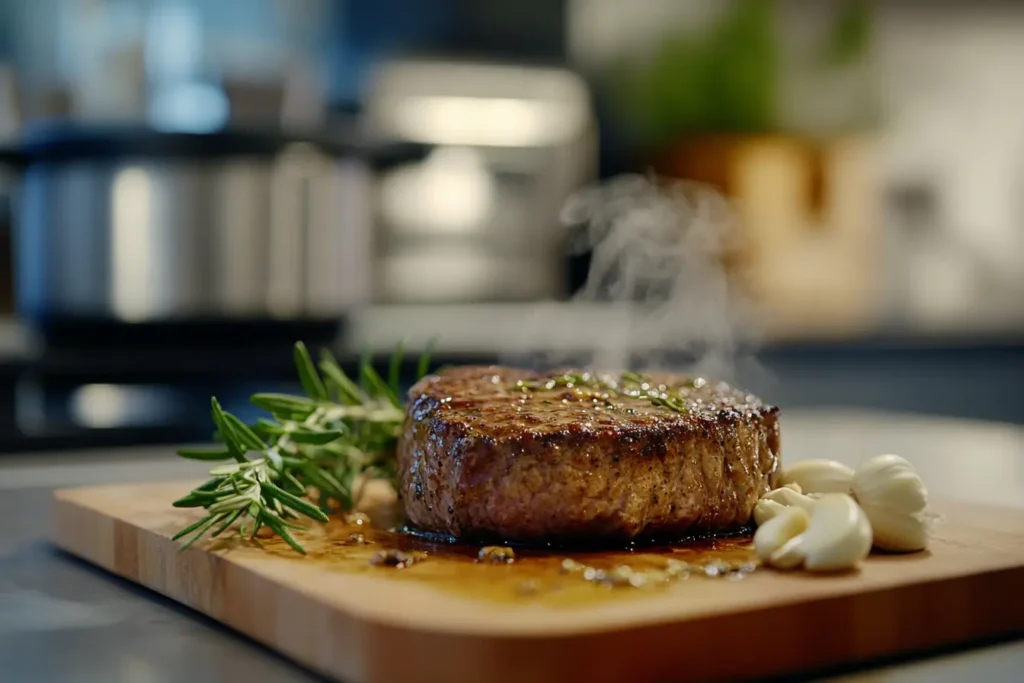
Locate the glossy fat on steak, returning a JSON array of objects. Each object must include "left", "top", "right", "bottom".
[{"left": 397, "top": 366, "right": 781, "bottom": 543}]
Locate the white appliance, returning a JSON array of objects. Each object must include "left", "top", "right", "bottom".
[{"left": 364, "top": 58, "right": 596, "bottom": 303}]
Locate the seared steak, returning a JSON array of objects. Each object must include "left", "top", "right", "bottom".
[{"left": 397, "top": 366, "right": 780, "bottom": 543}]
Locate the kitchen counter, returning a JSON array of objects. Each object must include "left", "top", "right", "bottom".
[{"left": 2, "top": 409, "right": 1023, "bottom": 682}]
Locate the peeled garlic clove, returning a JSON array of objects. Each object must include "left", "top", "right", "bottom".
[
  {"left": 753, "top": 498, "right": 787, "bottom": 525},
  {"left": 854, "top": 454, "right": 928, "bottom": 514},
  {"left": 769, "top": 535, "right": 805, "bottom": 570},
  {"left": 782, "top": 482, "right": 803, "bottom": 494},
  {"left": 762, "top": 486, "right": 816, "bottom": 511},
  {"left": 800, "top": 494, "right": 873, "bottom": 572},
  {"left": 781, "top": 459, "right": 855, "bottom": 494},
  {"left": 866, "top": 507, "right": 930, "bottom": 552},
  {"left": 754, "top": 506, "right": 809, "bottom": 562},
  {"left": 853, "top": 454, "right": 930, "bottom": 552}
]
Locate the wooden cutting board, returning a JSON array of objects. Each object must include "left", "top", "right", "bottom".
[{"left": 52, "top": 481, "right": 1024, "bottom": 683}]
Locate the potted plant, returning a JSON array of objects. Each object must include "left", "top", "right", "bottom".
[{"left": 603, "top": 0, "right": 883, "bottom": 335}]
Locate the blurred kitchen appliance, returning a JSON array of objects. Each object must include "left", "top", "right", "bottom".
[
  {"left": 9, "top": 122, "right": 426, "bottom": 346},
  {"left": 364, "top": 58, "right": 596, "bottom": 303}
]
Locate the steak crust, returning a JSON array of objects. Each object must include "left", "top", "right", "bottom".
[{"left": 397, "top": 366, "right": 780, "bottom": 543}]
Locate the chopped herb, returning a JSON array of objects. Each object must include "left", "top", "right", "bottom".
[{"left": 517, "top": 370, "right": 690, "bottom": 414}]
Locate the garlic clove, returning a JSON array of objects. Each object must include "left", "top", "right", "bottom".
[
  {"left": 781, "top": 459, "right": 855, "bottom": 494},
  {"left": 800, "top": 494, "right": 873, "bottom": 572},
  {"left": 854, "top": 454, "right": 928, "bottom": 513},
  {"left": 782, "top": 482, "right": 803, "bottom": 494},
  {"left": 881, "top": 472, "right": 929, "bottom": 514},
  {"left": 769, "top": 535, "right": 805, "bottom": 570},
  {"left": 754, "top": 506, "right": 809, "bottom": 562},
  {"left": 853, "top": 454, "right": 930, "bottom": 552},
  {"left": 753, "top": 498, "right": 788, "bottom": 525},
  {"left": 866, "top": 508, "right": 930, "bottom": 552},
  {"left": 762, "top": 486, "right": 816, "bottom": 511}
]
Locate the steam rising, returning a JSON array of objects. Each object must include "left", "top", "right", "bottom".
[{"left": 509, "top": 174, "right": 759, "bottom": 382}]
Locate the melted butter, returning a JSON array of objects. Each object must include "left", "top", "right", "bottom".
[{"left": 248, "top": 508, "right": 758, "bottom": 607}]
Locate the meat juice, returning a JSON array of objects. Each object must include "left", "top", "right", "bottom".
[{"left": 248, "top": 511, "right": 760, "bottom": 607}]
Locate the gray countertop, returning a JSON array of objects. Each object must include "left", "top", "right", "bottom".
[{"left": 2, "top": 409, "right": 1023, "bottom": 682}]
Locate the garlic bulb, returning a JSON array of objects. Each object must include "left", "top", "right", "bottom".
[
  {"left": 853, "top": 454, "right": 929, "bottom": 552},
  {"left": 799, "top": 494, "right": 873, "bottom": 572},
  {"left": 781, "top": 459, "right": 855, "bottom": 494},
  {"left": 754, "top": 506, "right": 809, "bottom": 563}
]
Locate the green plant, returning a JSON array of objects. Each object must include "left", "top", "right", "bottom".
[
  {"left": 608, "top": 0, "right": 875, "bottom": 145},
  {"left": 612, "top": 0, "right": 779, "bottom": 146}
]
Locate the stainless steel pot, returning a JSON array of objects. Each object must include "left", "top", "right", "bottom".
[{"left": 11, "top": 125, "right": 425, "bottom": 329}]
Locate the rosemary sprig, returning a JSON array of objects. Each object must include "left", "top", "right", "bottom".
[{"left": 173, "top": 340, "right": 433, "bottom": 554}]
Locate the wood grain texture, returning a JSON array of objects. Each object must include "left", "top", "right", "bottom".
[{"left": 52, "top": 481, "right": 1024, "bottom": 683}]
